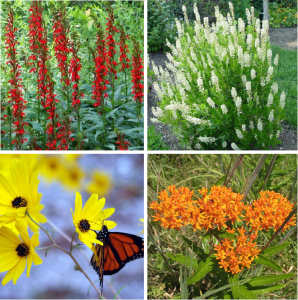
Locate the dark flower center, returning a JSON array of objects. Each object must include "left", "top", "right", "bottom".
[
  {"left": 16, "top": 243, "right": 29, "bottom": 257},
  {"left": 79, "top": 219, "right": 90, "bottom": 232},
  {"left": 12, "top": 196, "right": 27, "bottom": 208},
  {"left": 49, "top": 162, "right": 58, "bottom": 170}
]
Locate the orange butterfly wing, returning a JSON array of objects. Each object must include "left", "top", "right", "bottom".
[{"left": 91, "top": 226, "right": 144, "bottom": 294}]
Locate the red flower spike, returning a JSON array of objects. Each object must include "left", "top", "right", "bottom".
[
  {"left": 131, "top": 40, "right": 144, "bottom": 103},
  {"left": 116, "top": 132, "right": 130, "bottom": 150},
  {"left": 5, "top": 7, "right": 27, "bottom": 149}
]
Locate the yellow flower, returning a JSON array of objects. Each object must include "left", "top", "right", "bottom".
[
  {"left": 63, "top": 154, "right": 81, "bottom": 162},
  {"left": 0, "top": 225, "right": 42, "bottom": 285},
  {"left": 71, "top": 192, "right": 116, "bottom": 249},
  {"left": 0, "top": 158, "right": 47, "bottom": 232},
  {"left": 60, "top": 165, "right": 84, "bottom": 190},
  {"left": 39, "top": 155, "right": 62, "bottom": 182},
  {"left": 86, "top": 171, "right": 112, "bottom": 196}
]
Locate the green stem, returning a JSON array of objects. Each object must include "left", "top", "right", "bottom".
[
  {"left": 125, "top": 69, "right": 127, "bottom": 99},
  {"left": 77, "top": 107, "right": 81, "bottom": 150},
  {"left": 25, "top": 211, "right": 101, "bottom": 297},
  {"left": 43, "top": 109, "right": 47, "bottom": 150},
  {"left": 9, "top": 115, "right": 12, "bottom": 150}
]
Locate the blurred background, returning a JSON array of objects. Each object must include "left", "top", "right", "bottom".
[{"left": 0, "top": 154, "right": 144, "bottom": 299}]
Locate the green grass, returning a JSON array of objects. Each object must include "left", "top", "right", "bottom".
[{"left": 272, "top": 45, "right": 297, "bottom": 129}]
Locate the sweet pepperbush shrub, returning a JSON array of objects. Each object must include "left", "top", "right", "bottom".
[
  {"left": 151, "top": 2, "right": 285, "bottom": 150},
  {"left": 1, "top": 1, "right": 144, "bottom": 150}
]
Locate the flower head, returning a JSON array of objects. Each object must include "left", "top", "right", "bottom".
[
  {"left": 0, "top": 158, "right": 46, "bottom": 232},
  {"left": 71, "top": 192, "right": 116, "bottom": 249},
  {"left": 0, "top": 225, "right": 42, "bottom": 285},
  {"left": 86, "top": 171, "right": 112, "bottom": 196}
]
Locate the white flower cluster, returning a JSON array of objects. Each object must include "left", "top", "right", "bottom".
[
  {"left": 198, "top": 136, "right": 216, "bottom": 143},
  {"left": 149, "top": 2, "right": 285, "bottom": 150}
]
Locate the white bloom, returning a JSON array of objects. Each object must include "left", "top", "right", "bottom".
[
  {"left": 274, "top": 54, "right": 279, "bottom": 66},
  {"left": 255, "top": 38, "right": 260, "bottom": 48},
  {"left": 206, "top": 97, "right": 215, "bottom": 108},
  {"left": 198, "top": 136, "right": 216, "bottom": 143},
  {"left": 244, "top": 52, "right": 250, "bottom": 67},
  {"left": 151, "top": 118, "right": 161, "bottom": 123},
  {"left": 271, "top": 82, "right": 278, "bottom": 94},
  {"left": 260, "top": 77, "right": 266, "bottom": 86},
  {"left": 246, "top": 34, "right": 253, "bottom": 48},
  {"left": 152, "top": 106, "right": 164, "bottom": 118},
  {"left": 269, "top": 134, "right": 273, "bottom": 140},
  {"left": 229, "top": 43, "right": 235, "bottom": 57},
  {"left": 235, "top": 96, "right": 242, "bottom": 109},
  {"left": 267, "top": 93, "right": 274, "bottom": 107},
  {"left": 222, "top": 141, "right": 227, "bottom": 148},
  {"left": 231, "top": 87, "right": 237, "bottom": 98},
  {"left": 267, "top": 49, "right": 272, "bottom": 63},
  {"left": 231, "top": 143, "right": 240, "bottom": 150},
  {"left": 236, "top": 129, "right": 244, "bottom": 139},
  {"left": 280, "top": 91, "right": 286, "bottom": 109},
  {"left": 251, "top": 68, "right": 256, "bottom": 80},
  {"left": 197, "top": 72, "right": 204, "bottom": 92},
  {"left": 257, "top": 119, "right": 263, "bottom": 131},
  {"left": 268, "top": 110, "right": 274, "bottom": 122},
  {"left": 242, "top": 124, "right": 246, "bottom": 131},
  {"left": 249, "top": 120, "right": 254, "bottom": 129},
  {"left": 241, "top": 75, "right": 247, "bottom": 85},
  {"left": 276, "top": 130, "right": 281, "bottom": 138},
  {"left": 221, "top": 104, "right": 228, "bottom": 114},
  {"left": 246, "top": 81, "right": 251, "bottom": 93},
  {"left": 194, "top": 143, "right": 202, "bottom": 150}
]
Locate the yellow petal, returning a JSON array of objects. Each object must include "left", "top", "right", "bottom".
[
  {"left": 10, "top": 159, "right": 29, "bottom": 200},
  {"left": 19, "top": 230, "right": 31, "bottom": 247},
  {"left": 30, "top": 233, "right": 39, "bottom": 248},
  {"left": 82, "top": 194, "right": 99, "bottom": 218},
  {"left": 74, "top": 192, "right": 82, "bottom": 219},
  {"left": 28, "top": 171, "right": 39, "bottom": 206},
  {"left": 31, "top": 252, "right": 43, "bottom": 265},
  {"left": 104, "top": 220, "right": 117, "bottom": 230},
  {"left": 100, "top": 208, "right": 115, "bottom": 220},
  {"left": 2, "top": 264, "right": 17, "bottom": 285},
  {"left": 0, "top": 253, "right": 19, "bottom": 272},
  {"left": 13, "top": 257, "right": 26, "bottom": 284},
  {"left": 0, "top": 226, "right": 21, "bottom": 246},
  {"left": 26, "top": 254, "right": 33, "bottom": 277}
]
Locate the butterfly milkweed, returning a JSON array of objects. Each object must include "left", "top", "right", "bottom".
[{"left": 91, "top": 225, "right": 144, "bottom": 294}]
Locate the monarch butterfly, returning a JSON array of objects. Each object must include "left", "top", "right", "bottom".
[{"left": 90, "top": 225, "right": 144, "bottom": 294}]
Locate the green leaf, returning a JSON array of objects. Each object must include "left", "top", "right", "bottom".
[
  {"left": 230, "top": 274, "right": 239, "bottom": 299},
  {"left": 254, "top": 254, "right": 282, "bottom": 271},
  {"left": 187, "top": 257, "right": 213, "bottom": 284},
  {"left": 113, "top": 285, "right": 128, "bottom": 299},
  {"left": 201, "top": 236, "right": 209, "bottom": 254},
  {"left": 166, "top": 253, "right": 199, "bottom": 269},
  {"left": 105, "top": 143, "right": 116, "bottom": 150},
  {"left": 263, "top": 242, "right": 291, "bottom": 256},
  {"left": 248, "top": 284, "right": 285, "bottom": 296},
  {"left": 30, "top": 122, "right": 44, "bottom": 133},
  {"left": 249, "top": 273, "right": 296, "bottom": 287},
  {"left": 237, "top": 286, "right": 257, "bottom": 299}
]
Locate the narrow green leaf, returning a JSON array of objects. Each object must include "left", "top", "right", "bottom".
[
  {"left": 113, "top": 285, "right": 128, "bottom": 299},
  {"left": 237, "top": 285, "right": 257, "bottom": 299},
  {"left": 187, "top": 257, "right": 213, "bottom": 284},
  {"left": 254, "top": 254, "right": 282, "bottom": 271},
  {"left": 248, "top": 284, "right": 285, "bottom": 296},
  {"left": 166, "top": 253, "right": 199, "bottom": 269},
  {"left": 214, "top": 175, "right": 226, "bottom": 186},
  {"left": 249, "top": 273, "right": 296, "bottom": 287},
  {"left": 263, "top": 242, "right": 291, "bottom": 256},
  {"left": 230, "top": 274, "right": 239, "bottom": 299}
]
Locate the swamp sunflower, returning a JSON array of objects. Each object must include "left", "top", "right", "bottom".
[
  {"left": 0, "top": 158, "right": 46, "bottom": 231},
  {"left": 71, "top": 192, "right": 116, "bottom": 249},
  {"left": 0, "top": 225, "right": 42, "bottom": 285}
]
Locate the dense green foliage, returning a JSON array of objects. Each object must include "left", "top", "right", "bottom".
[
  {"left": 269, "top": 2, "right": 297, "bottom": 28},
  {"left": 1, "top": 1, "right": 144, "bottom": 150},
  {"left": 147, "top": 125, "right": 170, "bottom": 150}
]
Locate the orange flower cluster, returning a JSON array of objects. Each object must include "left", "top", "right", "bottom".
[
  {"left": 244, "top": 190, "right": 296, "bottom": 234},
  {"left": 150, "top": 185, "right": 197, "bottom": 230},
  {"left": 150, "top": 185, "right": 245, "bottom": 232},
  {"left": 214, "top": 227, "right": 261, "bottom": 274}
]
